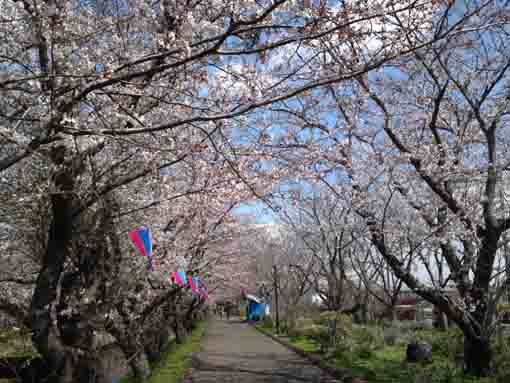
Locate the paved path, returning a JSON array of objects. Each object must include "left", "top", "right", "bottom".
[{"left": 187, "top": 319, "right": 340, "bottom": 383}]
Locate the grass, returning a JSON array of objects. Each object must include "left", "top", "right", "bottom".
[
  {"left": 120, "top": 321, "right": 208, "bottom": 383},
  {"left": 332, "top": 345, "right": 493, "bottom": 383},
  {"left": 288, "top": 335, "right": 321, "bottom": 353},
  {"left": 145, "top": 321, "right": 208, "bottom": 383},
  {"left": 257, "top": 323, "right": 498, "bottom": 383}
]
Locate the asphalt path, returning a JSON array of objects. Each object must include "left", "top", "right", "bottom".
[{"left": 185, "top": 319, "right": 340, "bottom": 383}]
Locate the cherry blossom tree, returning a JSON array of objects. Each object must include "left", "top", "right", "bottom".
[
  {"left": 342, "top": 2, "right": 510, "bottom": 375},
  {"left": 1, "top": 0, "right": 497, "bottom": 380}
]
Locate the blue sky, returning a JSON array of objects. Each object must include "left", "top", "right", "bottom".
[{"left": 233, "top": 201, "right": 280, "bottom": 223}]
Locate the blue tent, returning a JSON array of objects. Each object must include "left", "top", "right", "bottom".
[
  {"left": 248, "top": 302, "right": 267, "bottom": 321},
  {"left": 244, "top": 294, "right": 266, "bottom": 321}
]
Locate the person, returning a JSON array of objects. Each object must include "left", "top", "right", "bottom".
[{"left": 225, "top": 303, "right": 232, "bottom": 320}]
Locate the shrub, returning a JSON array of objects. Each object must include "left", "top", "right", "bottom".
[
  {"left": 354, "top": 326, "right": 385, "bottom": 351},
  {"left": 288, "top": 323, "right": 327, "bottom": 338},
  {"left": 316, "top": 312, "right": 353, "bottom": 336},
  {"left": 355, "top": 345, "right": 374, "bottom": 359},
  {"left": 428, "top": 333, "right": 451, "bottom": 357},
  {"left": 380, "top": 319, "right": 416, "bottom": 333},
  {"left": 294, "top": 317, "right": 315, "bottom": 329},
  {"left": 292, "top": 324, "right": 330, "bottom": 352},
  {"left": 492, "top": 336, "right": 510, "bottom": 382},
  {"left": 383, "top": 326, "right": 407, "bottom": 346},
  {"left": 334, "top": 338, "right": 356, "bottom": 360},
  {"left": 411, "top": 320, "right": 434, "bottom": 331},
  {"left": 413, "top": 327, "right": 462, "bottom": 358},
  {"left": 260, "top": 316, "right": 273, "bottom": 330}
]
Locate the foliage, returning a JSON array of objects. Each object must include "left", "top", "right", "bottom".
[
  {"left": 317, "top": 313, "right": 353, "bottom": 332},
  {"left": 352, "top": 326, "right": 386, "bottom": 352},
  {"left": 490, "top": 336, "right": 510, "bottom": 383},
  {"left": 288, "top": 324, "right": 328, "bottom": 341}
]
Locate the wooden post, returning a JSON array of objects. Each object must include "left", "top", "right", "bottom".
[
  {"left": 273, "top": 265, "right": 280, "bottom": 334},
  {"left": 328, "top": 318, "right": 337, "bottom": 350}
]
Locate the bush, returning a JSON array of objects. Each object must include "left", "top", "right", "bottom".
[
  {"left": 298, "top": 324, "right": 328, "bottom": 339},
  {"left": 429, "top": 333, "right": 451, "bottom": 357},
  {"left": 260, "top": 316, "right": 273, "bottom": 330},
  {"left": 355, "top": 345, "right": 374, "bottom": 359},
  {"left": 492, "top": 336, "right": 510, "bottom": 382},
  {"left": 411, "top": 320, "right": 434, "bottom": 331},
  {"left": 353, "top": 326, "right": 385, "bottom": 351},
  {"left": 380, "top": 319, "right": 416, "bottom": 333},
  {"left": 288, "top": 324, "right": 330, "bottom": 352},
  {"left": 412, "top": 327, "right": 462, "bottom": 358},
  {"left": 334, "top": 339, "right": 354, "bottom": 358},
  {"left": 315, "top": 312, "right": 353, "bottom": 337},
  {"left": 384, "top": 326, "right": 407, "bottom": 346},
  {"left": 294, "top": 317, "right": 315, "bottom": 329}
]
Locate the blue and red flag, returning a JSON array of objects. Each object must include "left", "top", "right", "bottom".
[
  {"left": 187, "top": 276, "right": 198, "bottom": 294},
  {"left": 197, "top": 278, "right": 208, "bottom": 298},
  {"left": 172, "top": 271, "right": 188, "bottom": 287},
  {"left": 129, "top": 225, "right": 153, "bottom": 271}
]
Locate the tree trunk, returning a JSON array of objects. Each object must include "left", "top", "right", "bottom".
[
  {"left": 440, "top": 312, "right": 449, "bottom": 330},
  {"left": 30, "top": 165, "right": 75, "bottom": 381},
  {"left": 464, "top": 334, "right": 491, "bottom": 377},
  {"left": 173, "top": 314, "right": 187, "bottom": 344},
  {"left": 391, "top": 306, "right": 398, "bottom": 321},
  {"left": 130, "top": 351, "right": 151, "bottom": 382}
]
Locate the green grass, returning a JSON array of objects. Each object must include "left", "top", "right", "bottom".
[
  {"left": 331, "top": 345, "right": 495, "bottom": 383},
  {"left": 256, "top": 324, "right": 321, "bottom": 353},
  {"left": 258, "top": 323, "right": 497, "bottom": 383},
  {"left": 119, "top": 322, "right": 208, "bottom": 383},
  {"left": 145, "top": 321, "right": 208, "bottom": 383},
  {"left": 288, "top": 335, "right": 321, "bottom": 353}
]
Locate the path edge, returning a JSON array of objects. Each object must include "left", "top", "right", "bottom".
[
  {"left": 183, "top": 319, "right": 211, "bottom": 381},
  {"left": 251, "top": 324, "right": 355, "bottom": 383}
]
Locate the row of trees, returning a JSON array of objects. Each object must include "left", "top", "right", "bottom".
[{"left": 1, "top": 0, "right": 510, "bottom": 379}]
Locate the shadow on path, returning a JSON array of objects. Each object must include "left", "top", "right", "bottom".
[{"left": 187, "top": 320, "right": 339, "bottom": 383}]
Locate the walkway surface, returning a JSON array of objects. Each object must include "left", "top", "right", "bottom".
[{"left": 186, "top": 319, "right": 341, "bottom": 383}]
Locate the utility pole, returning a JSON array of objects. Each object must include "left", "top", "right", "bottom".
[{"left": 273, "top": 265, "right": 280, "bottom": 334}]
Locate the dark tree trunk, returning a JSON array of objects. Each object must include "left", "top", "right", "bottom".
[
  {"left": 464, "top": 334, "right": 491, "bottom": 377},
  {"left": 117, "top": 336, "right": 150, "bottom": 382},
  {"left": 127, "top": 345, "right": 150, "bottom": 382},
  {"left": 173, "top": 317, "right": 187, "bottom": 344},
  {"left": 29, "top": 143, "right": 106, "bottom": 382},
  {"left": 30, "top": 164, "right": 75, "bottom": 381}
]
